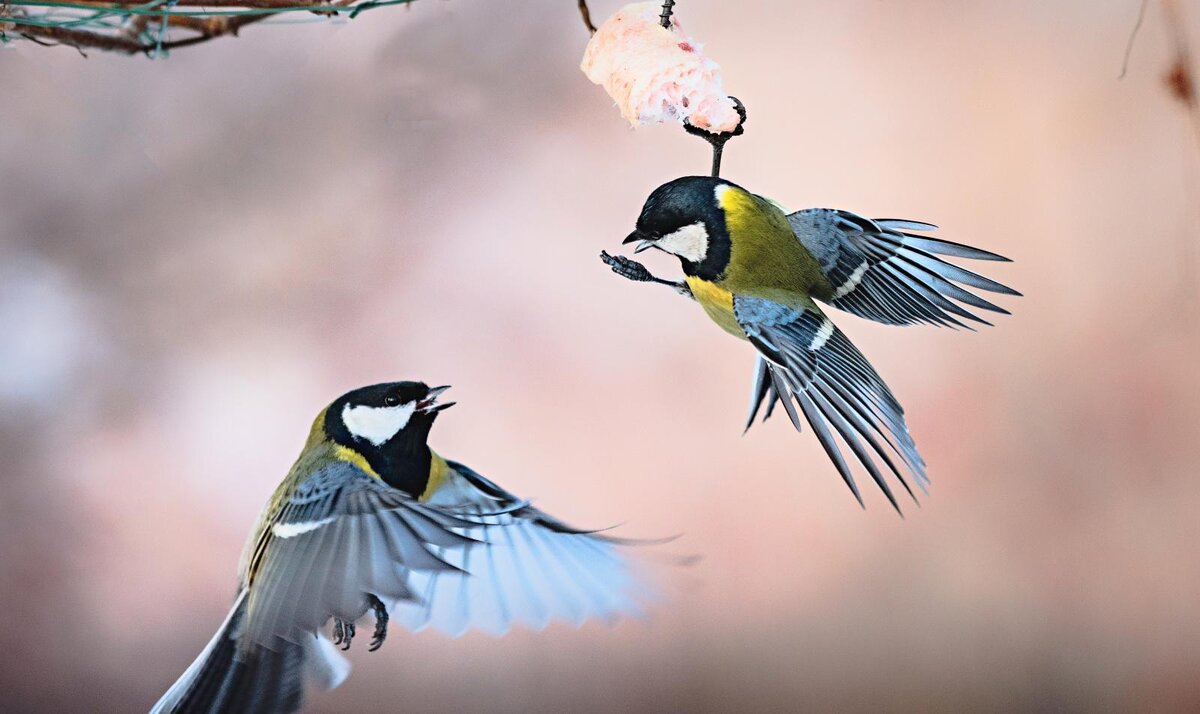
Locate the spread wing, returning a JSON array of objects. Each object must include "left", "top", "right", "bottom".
[
  {"left": 387, "top": 460, "right": 654, "bottom": 637},
  {"left": 242, "top": 461, "right": 480, "bottom": 649},
  {"left": 788, "top": 208, "right": 1019, "bottom": 328},
  {"left": 735, "top": 295, "right": 928, "bottom": 512}
]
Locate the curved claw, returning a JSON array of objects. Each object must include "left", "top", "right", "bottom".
[
  {"left": 367, "top": 594, "right": 389, "bottom": 653},
  {"left": 332, "top": 618, "right": 355, "bottom": 651}
]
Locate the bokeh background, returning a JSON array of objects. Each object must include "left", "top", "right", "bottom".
[{"left": 3, "top": 0, "right": 1200, "bottom": 711}]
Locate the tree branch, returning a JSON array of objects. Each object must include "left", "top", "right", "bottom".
[{"left": 0, "top": 0, "right": 414, "bottom": 54}]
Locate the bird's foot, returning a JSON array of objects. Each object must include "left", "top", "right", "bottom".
[
  {"left": 601, "top": 251, "right": 655, "bottom": 282},
  {"left": 332, "top": 618, "right": 356, "bottom": 651},
  {"left": 367, "top": 594, "right": 389, "bottom": 652},
  {"left": 600, "top": 252, "right": 692, "bottom": 298}
]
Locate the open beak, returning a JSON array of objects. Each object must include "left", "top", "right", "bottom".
[
  {"left": 417, "top": 385, "right": 454, "bottom": 414},
  {"left": 623, "top": 230, "right": 657, "bottom": 254}
]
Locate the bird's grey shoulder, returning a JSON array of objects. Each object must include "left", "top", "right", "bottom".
[
  {"left": 282, "top": 457, "right": 398, "bottom": 519},
  {"left": 785, "top": 208, "right": 869, "bottom": 272},
  {"left": 290, "top": 461, "right": 351, "bottom": 498},
  {"left": 733, "top": 296, "right": 825, "bottom": 343},
  {"left": 732, "top": 295, "right": 804, "bottom": 327}
]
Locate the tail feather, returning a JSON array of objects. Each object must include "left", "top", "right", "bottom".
[
  {"left": 152, "top": 591, "right": 346, "bottom": 714},
  {"left": 303, "top": 634, "right": 352, "bottom": 691}
]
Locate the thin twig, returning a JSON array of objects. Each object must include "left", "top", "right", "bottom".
[
  {"left": 1120, "top": 0, "right": 1150, "bottom": 79},
  {"left": 2, "top": 0, "right": 411, "bottom": 53},
  {"left": 14, "top": 9, "right": 265, "bottom": 52},
  {"left": 577, "top": 0, "right": 594, "bottom": 34},
  {"left": 17, "top": 22, "right": 145, "bottom": 50},
  {"left": 140, "top": 13, "right": 220, "bottom": 34},
  {"left": 10, "top": 0, "right": 334, "bottom": 9},
  {"left": 659, "top": 0, "right": 673, "bottom": 28}
]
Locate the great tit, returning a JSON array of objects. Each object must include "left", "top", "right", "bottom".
[
  {"left": 603, "top": 175, "right": 1018, "bottom": 512},
  {"left": 153, "top": 381, "right": 650, "bottom": 714}
]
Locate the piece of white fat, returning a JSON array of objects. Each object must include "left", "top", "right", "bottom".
[{"left": 581, "top": 2, "right": 739, "bottom": 133}]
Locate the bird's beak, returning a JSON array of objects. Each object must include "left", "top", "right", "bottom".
[
  {"left": 417, "top": 385, "right": 455, "bottom": 414},
  {"left": 624, "top": 230, "right": 657, "bottom": 254}
]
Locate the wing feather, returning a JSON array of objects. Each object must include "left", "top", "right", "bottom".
[
  {"left": 789, "top": 208, "right": 1018, "bottom": 327},
  {"left": 240, "top": 462, "right": 471, "bottom": 649},
  {"left": 385, "top": 462, "right": 654, "bottom": 636},
  {"left": 240, "top": 455, "right": 656, "bottom": 647},
  {"left": 736, "top": 296, "right": 928, "bottom": 511}
]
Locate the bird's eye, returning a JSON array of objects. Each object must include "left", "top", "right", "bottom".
[{"left": 384, "top": 395, "right": 400, "bottom": 407}]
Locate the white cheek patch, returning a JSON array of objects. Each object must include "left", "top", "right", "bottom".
[
  {"left": 341, "top": 402, "right": 416, "bottom": 446},
  {"left": 656, "top": 221, "right": 710, "bottom": 262}
]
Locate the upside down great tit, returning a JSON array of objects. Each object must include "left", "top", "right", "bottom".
[
  {"left": 152, "top": 382, "right": 650, "bottom": 714},
  {"left": 603, "top": 175, "right": 1019, "bottom": 513}
]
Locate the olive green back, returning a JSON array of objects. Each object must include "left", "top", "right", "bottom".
[{"left": 717, "top": 186, "right": 833, "bottom": 298}]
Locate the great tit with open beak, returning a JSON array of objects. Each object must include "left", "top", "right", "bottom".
[
  {"left": 602, "top": 175, "right": 1019, "bottom": 513},
  {"left": 152, "top": 381, "right": 652, "bottom": 714}
]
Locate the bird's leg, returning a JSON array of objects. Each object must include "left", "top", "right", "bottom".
[
  {"left": 600, "top": 251, "right": 693, "bottom": 299},
  {"left": 332, "top": 618, "right": 356, "bottom": 651},
  {"left": 367, "top": 594, "right": 389, "bottom": 652}
]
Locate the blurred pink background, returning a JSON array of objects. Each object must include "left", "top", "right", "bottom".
[{"left": 3, "top": 1, "right": 1200, "bottom": 711}]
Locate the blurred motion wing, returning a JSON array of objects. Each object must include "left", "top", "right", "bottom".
[
  {"left": 388, "top": 460, "right": 653, "bottom": 637},
  {"left": 788, "top": 208, "right": 1019, "bottom": 328},
  {"left": 242, "top": 461, "right": 478, "bottom": 649},
  {"left": 735, "top": 296, "right": 928, "bottom": 511}
]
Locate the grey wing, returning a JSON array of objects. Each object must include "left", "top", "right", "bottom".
[
  {"left": 789, "top": 208, "right": 1019, "bottom": 328},
  {"left": 735, "top": 296, "right": 928, "bottom": 513},
  {"left": 388, "top": 460, "right": 653, "bottom": 637},
  {"left": 242, "top": 461, "right": 479, "bottom": 650}
]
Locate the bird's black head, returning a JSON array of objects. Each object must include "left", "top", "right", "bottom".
[
  {"left": 324, "top": 381, "right": 453, "bottom": 494},
  {"left": 623, "top": 175, "right": 736, "bottom": 280}
]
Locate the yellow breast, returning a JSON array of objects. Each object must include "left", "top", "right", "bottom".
[
  {"left": 686, "top": 277, "right": 746, "bottom": 339},
  {"left": 420, "top": 451, "right": 451, "bottom": 502}
]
